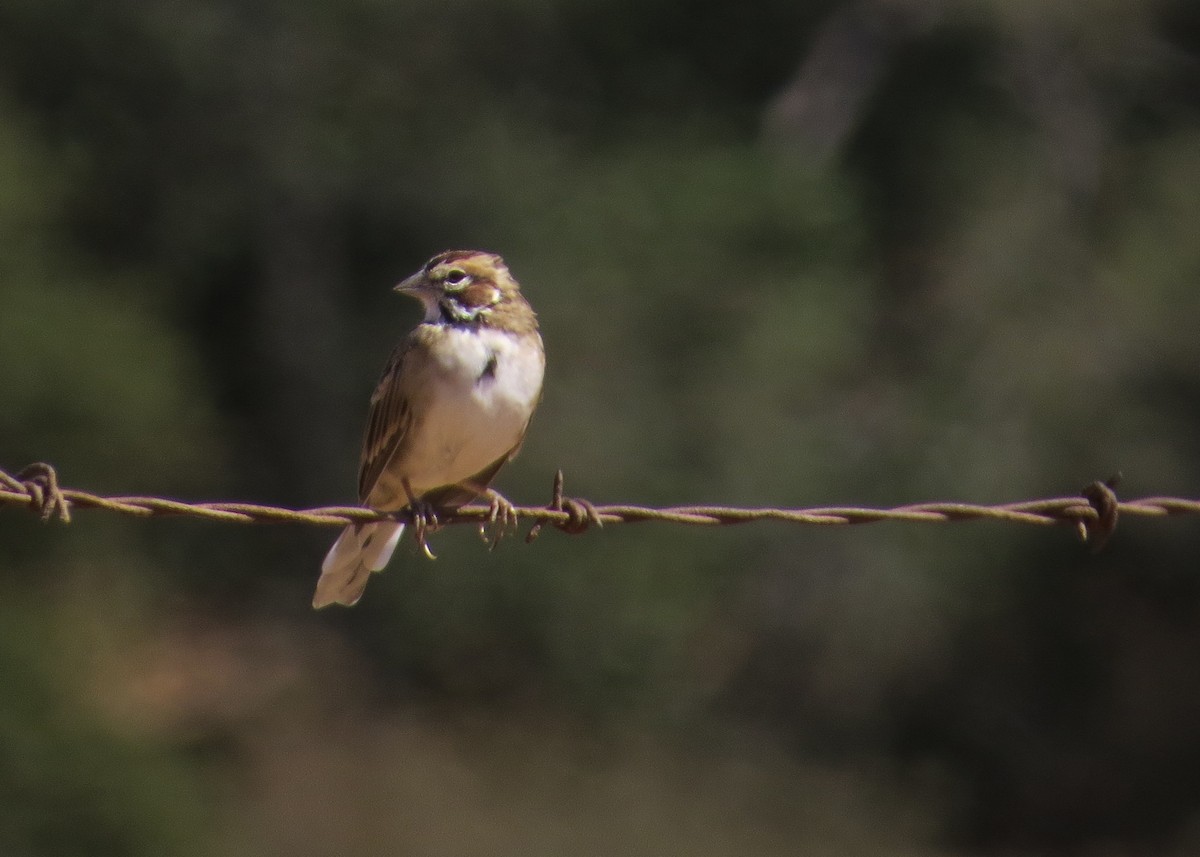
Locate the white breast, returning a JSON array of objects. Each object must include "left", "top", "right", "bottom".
[{"left": 403, "top": 327, "right": 544, "bottom": 494}]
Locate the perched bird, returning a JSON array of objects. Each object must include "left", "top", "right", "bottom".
[{"left": 314, "top": 250, "right": 545, "bottom": 608}]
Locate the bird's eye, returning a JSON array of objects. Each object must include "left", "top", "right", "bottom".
[{"left": 444, "top": 269, "right": 469, "bottom": 286}]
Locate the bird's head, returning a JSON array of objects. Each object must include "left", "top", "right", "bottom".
[{"left": 396, "top": 250, "right": 531, "bottom": 329}]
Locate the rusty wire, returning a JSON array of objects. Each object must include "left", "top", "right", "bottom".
[{"left": 4, "top": 462, "right": 1200, "bottom": 548}]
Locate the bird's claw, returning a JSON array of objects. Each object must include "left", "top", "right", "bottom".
[
  {"left": 409, "top": 498, "right": 440, "bottom": 559},
  {"left": 402, "top": 478, "right": 440, "bottom": 560},
  {"left": 479, "top": 490, "right": 518, "bottom": 550}
]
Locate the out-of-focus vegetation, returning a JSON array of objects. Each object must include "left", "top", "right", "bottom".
[{"left": 1, "top": 0, "right": 1199, "bottom": 854}]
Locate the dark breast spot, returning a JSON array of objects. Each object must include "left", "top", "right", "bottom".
[{"left": 478, "top": 351, "right": 499, "bottom": 383}]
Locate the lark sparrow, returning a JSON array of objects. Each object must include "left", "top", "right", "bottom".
[{"left": 313, "top": 250, "right": 545, "bottom": 608}]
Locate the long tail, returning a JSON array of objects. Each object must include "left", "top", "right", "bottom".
[{"left": 312, "top": 521, "right": 405, "bottom": 608}]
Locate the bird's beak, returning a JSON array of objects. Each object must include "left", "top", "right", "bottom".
[
  {"left": 394, "top": 271, "right": 428, "bottom": 295},
  {"left": 394, "top": 270, "right": 441, "bottom": 321}
]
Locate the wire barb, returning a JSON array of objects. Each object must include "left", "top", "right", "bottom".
[
  {"left": 4, "top": 463, "right": 1200, "bottom": 546},
  {"left": 526, "top": 470, "right": 603, "bottom": 543},
  {"left": 1079, "top": 474, "right": 1121, "bottom": 552},
  {"left": 1, "top": 462, "right": 71, "bottom": 524}
]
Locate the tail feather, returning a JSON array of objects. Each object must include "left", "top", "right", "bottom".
[{"left": 313, "top": 521, "right": 404, "bottom": 608}]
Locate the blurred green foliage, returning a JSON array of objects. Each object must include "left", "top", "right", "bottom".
[{"left": 1, "top": 0, "right": 1199, "bottom": 854}]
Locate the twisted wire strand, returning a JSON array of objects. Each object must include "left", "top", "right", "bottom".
[{"left": 4, "top": 463, "right": 1199, "bottom": 546}]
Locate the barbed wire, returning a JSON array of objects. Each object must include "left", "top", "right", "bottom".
[{"left": 4, "top": 462, "right": 1200, "bottom": 549}]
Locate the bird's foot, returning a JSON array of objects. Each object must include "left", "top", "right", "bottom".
[
  {"left": 479, "top": 489, "right": 519, "bottom": 550},
  {"left": 403, "top": 479, "right": 440, "bottom": 560}
]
